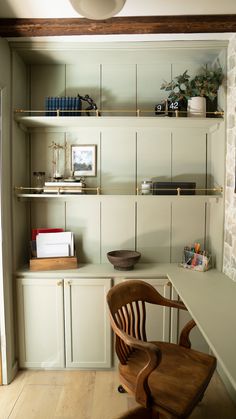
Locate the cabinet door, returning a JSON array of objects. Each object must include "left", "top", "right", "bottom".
[
  {"left": 64, "top": 278, "right": 112, "bottom": 368},
  {"left": 17, "top": 278, "right": 65, "bottom": 368},
  {"left": 117, "top": 278, "right": 171, "bottom": 342},
  {"left": 141, "top": 278, "right": 171, "bottom": 342}
]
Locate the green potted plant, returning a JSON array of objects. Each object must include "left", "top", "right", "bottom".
[
  {"left": 190, "top": 66, "right": 223, "bottom": 102},
  {"left": 188, "top": 65, "right": 224, "bottom": 117},
  {"left": 160, "top": 65, "right": 224, "bottom": 117}
]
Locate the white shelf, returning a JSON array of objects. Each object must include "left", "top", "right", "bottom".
[
  {"left": 16, "top": 193, "right": 223, "bottom": 202},
  {"left": 14, "top": 115, "right": 224, "bottom": 131}
]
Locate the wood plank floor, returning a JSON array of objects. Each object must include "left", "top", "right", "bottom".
[{"left": 0, "top": 370, "right": 235, "bottom": 419}]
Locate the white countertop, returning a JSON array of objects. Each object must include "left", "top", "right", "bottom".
[{"left": 16, "top": 262, "right": 236, "bottom": 391}]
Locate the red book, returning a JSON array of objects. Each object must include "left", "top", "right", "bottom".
[{"left": 31, "top": 228, "right": 64, "bottom": 241}]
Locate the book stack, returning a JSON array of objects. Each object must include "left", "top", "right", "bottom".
[
  {"left": 43, "top": 181, "right": 85, "bottom": 194},
  {"left": 45, "top": 96, "right": 82, "bottom": 116}
]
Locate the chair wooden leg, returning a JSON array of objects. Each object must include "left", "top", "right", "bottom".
[
  {"left": 199, "top": 391, "right": 205, "bottom": 402},
  {"left": 118, "top": 384, "right": 127, "bottom": 393}
]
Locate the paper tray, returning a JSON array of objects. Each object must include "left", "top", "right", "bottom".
[{"left": 29, "top": 255, "right": 77, "bottom": 271}]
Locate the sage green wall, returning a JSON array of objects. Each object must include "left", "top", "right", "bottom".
[
  {"left": 12, "top": 51, "right": 29, "bottom": 272},
  {"left": 25, "top": 51, "right": 225, "bottom": 266},
  {"left": 0, "top": 38, "right": 15, "bottom": 384},
  {"left": 29, "top": 51, "right": 212, "bottom": 113}
]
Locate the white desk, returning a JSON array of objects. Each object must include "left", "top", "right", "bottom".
[{"left": 164, "top": 264, "right": 236, "bottom": 396}]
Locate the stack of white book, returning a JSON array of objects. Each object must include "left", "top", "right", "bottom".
[
  {"left": 36, "top": 232, "right": 74, "bottom": 258},
  {"left": 43, "top": 181, "right": 85, "bottom": 194}
]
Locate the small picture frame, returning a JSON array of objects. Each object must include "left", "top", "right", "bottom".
[{"left": 71, "top": 144, "right": 97, "bottom": 177}]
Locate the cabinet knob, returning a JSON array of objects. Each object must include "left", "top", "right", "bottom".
[
  {"left": 57, "top": 281, "right": 63, "bottom": 286},
  {"left": 67, "top": 280, "right": 71, "bottom": 286}
]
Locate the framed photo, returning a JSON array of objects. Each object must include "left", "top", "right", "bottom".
[{"left": 71, "top": 144, "right": 97, "bottom": 177}]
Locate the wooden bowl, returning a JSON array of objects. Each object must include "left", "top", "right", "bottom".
[{"left": 107, "top": 250, "right": 141, "bottom": 271}]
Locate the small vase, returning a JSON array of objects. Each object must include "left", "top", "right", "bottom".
[{"left": 187, "top": 97, "right": 206, "bottom": 118}]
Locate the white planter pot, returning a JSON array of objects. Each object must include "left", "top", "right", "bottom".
[{"left": 187, "top": 97, "right": 206, "bottom": 117}]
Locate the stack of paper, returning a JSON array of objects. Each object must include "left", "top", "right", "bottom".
[{"left": 36, "top": 232, "right": 74, "bottom": 258}]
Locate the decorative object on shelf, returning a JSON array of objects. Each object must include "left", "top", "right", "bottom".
[
  {"left": 49, "top": 141, "right": 66, "bottom": 180},
  {"left": 155, "top": 99, "right": 169, "bottom": 117},
  {"left": 32, "top": 171, "right": 45, "bottom": 193},
  {"left": 29, "top": 231, "right": 77, "bottom": 271},
  {"left": 168, "top": 99, "right": 188, "bottom": 117},
  {"left": 160, "top": 64, "right": 224, "bottom": 117},
  {"left": 155, "top": 99, "right": 187, "bottom": 117},
  {"left": 45, "top": 96, "right": 82, "bottom": 116},
  {"left": 141, "top": 178, "right": 153, "bottom": 195},
  {"left": 69, "top": 0, "right": 126, "bottom": 20},
  {"left": 189, "top": 65, "right": 223, "bottom": 102},
  {"left": 71, "top": 144, "right": 97, "bottom": 177},
  {"left": 77, "top": 94, "right": 99, "bottom": 116},
  {"left": 107, "top": 250, "right": 141, "bottom": 271},
  {"left": 180, "top": 243, "right": 211, "bottom": 272},
  {"left": 188, "top": 65, "right": 224, "bottom": 117},
  {"left": 187, "top": 96, "right": 206, "bottom": 118},
  {"left": 152, "top": 181, "right": 196, "bottom": 195}
]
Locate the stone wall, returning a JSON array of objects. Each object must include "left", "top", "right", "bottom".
[{"left": 223, "top": 34, "right": 236, "bottom": 281}]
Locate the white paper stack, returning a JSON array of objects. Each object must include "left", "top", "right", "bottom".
[{"left": 36, "top": 232, "right": 74, "bottom": 258}]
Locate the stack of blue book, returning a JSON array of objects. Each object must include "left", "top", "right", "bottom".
[{"left": 45, "top": 96, "right": 82, "bottom": 116}]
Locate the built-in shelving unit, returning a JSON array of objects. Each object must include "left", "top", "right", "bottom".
[
  {"left": 8, "top": 38, "right": 229, "bottom": 380},
  {"left": 11, "top": 39, "right": 227, "bottom": 270}
]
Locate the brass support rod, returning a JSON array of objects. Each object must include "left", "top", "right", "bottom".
[{"left": 14, "top": 109, "right": 225, "bottom": 116}]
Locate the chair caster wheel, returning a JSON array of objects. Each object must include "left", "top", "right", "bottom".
[{"left": 118, "top": 385, "right": 126, "bottom": 393}]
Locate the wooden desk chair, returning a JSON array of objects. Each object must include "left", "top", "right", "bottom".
[{"left": 107, "top": 280, "right": 216, "bottom": 419}]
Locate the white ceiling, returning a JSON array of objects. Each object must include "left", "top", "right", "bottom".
[{"left": 0, "top": 0, "right": 236, "bottom": 18}]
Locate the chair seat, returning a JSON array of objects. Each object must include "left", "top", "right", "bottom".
[{"left": 119, "top": 342, "right": 216, "bottom": 418}]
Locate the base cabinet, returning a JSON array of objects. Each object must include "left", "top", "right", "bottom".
[
  {"left": 17, "top": 277, "right": 112, "bottom": 369},
  {"left": 17, "top": 274, "right": 208, "bottom": 370}
]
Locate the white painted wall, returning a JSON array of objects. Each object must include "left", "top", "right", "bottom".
[{"left": 0, "top": 0, "right": 236, "bottom": 18}]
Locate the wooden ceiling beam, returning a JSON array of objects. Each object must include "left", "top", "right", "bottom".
[{"left": 0, "top": 15, "right": 235, "bottom": 37}]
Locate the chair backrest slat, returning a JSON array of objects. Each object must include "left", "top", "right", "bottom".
[
  {"left": 129, "top": 302, "right": 136, "bottom": 337},
  {"left": 135, "top": 300, "right": 142, "bottom": 340},
  {"left": 116, "top": 308, "right": 132, "bottom": 362},
  {"left": 115, "top": 312, "right": 128, "bottom": 363},
  {"left": 123, "top": 305, "right": 130, "bottom": 334},
  {"left": 141, "top": 301, "right": 147, "bottom": 342}
]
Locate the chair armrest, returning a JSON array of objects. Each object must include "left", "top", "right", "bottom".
[
  {"left": 111, "top": 317, "right": 162, "bottom": 407},
  {"left": 148, "top": 289, "right": 188, "bottom": 311},
  {"left": 153, "top": 295, "right": 197, "bottom": 348},
  {"left": 179, "top": 319, "right": 197, "bottom": 348}
]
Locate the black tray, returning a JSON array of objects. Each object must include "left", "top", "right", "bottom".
[{"left": 152, "top": 181, "right": 196, "bottom": 195}]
